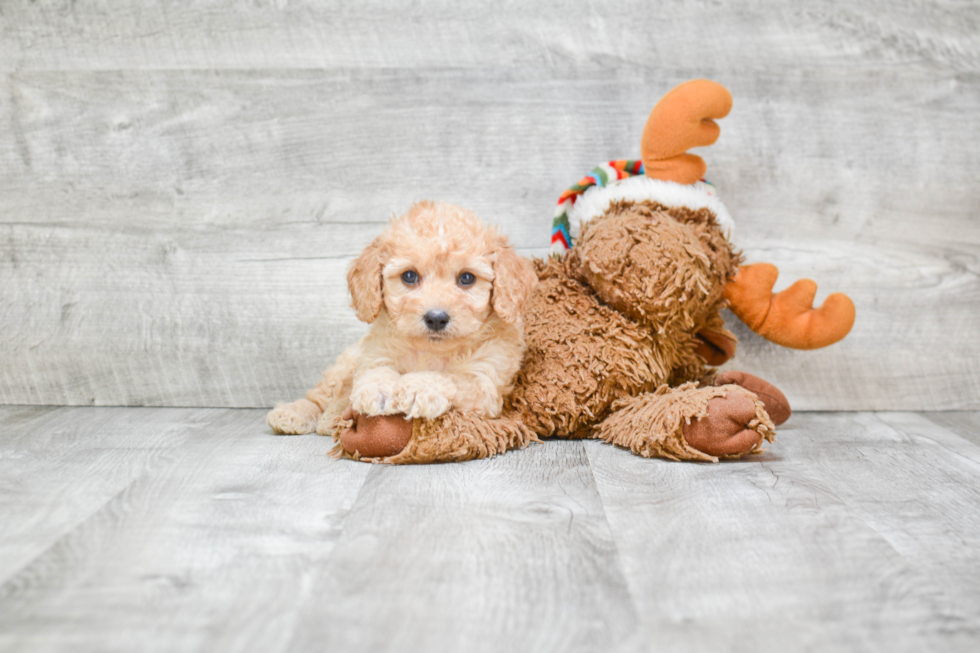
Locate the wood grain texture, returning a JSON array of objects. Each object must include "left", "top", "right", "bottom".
[
  {"left": 922, "top": 411, "right": 980, "bottom": 447},
  {"left": 0, "top": 407, "right": 372, "bottom": 653},
  {"left": 287, "top": 441, "right": 641, "bottom": 653},
  {"left": 585, "top": 411, "right": 980, "bottom": 652},
  {"left": 4, "top": 406, "right": 980, "bottom": 651},
  {"left": 0, "top": 406, "right": 219, "bottom": 582},
  {"left": 2, "top": 1, "right": 977, "bottom": 72},
  {"left": 1, "top": 1, "right": 978, "bottom": 409}
]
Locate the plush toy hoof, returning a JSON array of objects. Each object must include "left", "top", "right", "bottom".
[
  {"left": 339, "top": 408, "right": 414, "bottom": 459},
  {"left": 712, "top": 370, "right": 792, "bottom": 425},
  {"left": 683, "top": 393, "right": 762, "bottom": 457}
]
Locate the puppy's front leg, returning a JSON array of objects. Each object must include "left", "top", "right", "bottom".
[
  {"left": 391, "top": 372, "right": 457, "bottom": 419},
  {"left": 449, "top": 373, "right": 505, "bottom": 418},
  {"left": 268, "top": 346, "right": 359, "bottom": 435},
  {"left": 350, "top": 367, "right": 401, "bottom": 416}
]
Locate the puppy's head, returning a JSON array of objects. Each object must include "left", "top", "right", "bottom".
[{"left": 347, "top": 201, "right": 537, "bottom": 347}]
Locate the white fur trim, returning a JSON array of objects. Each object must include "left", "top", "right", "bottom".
[{"left": 568, "top": 176, "right": 735, "bottom": 241}]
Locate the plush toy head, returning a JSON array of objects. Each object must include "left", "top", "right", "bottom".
[
  {"left": 551, "top": 79, "right": 856, "bottom": 351},
  {"left": 573, "top": 201, "right": 735, "bottom": 334}
]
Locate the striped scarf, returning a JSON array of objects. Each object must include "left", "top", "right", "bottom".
[{"left": 550, "top": 160, "right": 645, "bottom": 255}]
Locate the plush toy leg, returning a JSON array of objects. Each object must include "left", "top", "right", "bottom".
[
  {"left": 337, "top": 408, "right": 414, "bottom": 459},
  {"left": 335, "top": 409, "right": 539, "bottom": 464},
  {"left": 593, "top": 382, "right": 775, "bottom": 462},
  {"left": 710, "top": 370, "right": 791, "bottom": 425}
]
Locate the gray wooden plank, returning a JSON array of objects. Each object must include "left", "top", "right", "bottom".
[
  {"left": 2, "top": 64, "right": 978, "bottom": 409},
  {"left": 0, "top": 419, "right": 640, "bottom": 653},
  {"left": 285, "top": 440, "right": 641, "bottom": 653},
  {"left": 876, "top": 410, "right": 980, "bottom": 473},
  {"left": 0, "top": 406, "right": 222, "bottom": 583},
  {"left": 5, "top": 408, "right": 980, "bottom": 651},
  {"left": 921, "top": 411, "right": 980, "bottom": 448},
  {"left": 0, "top": 409, "right": 372, "bottom": 653},
  {"left": 0, "top": 405, "right": 61, "bottom": 429},
  {"left": 1, "top": 1, "right": 977, "bottom": 72},
  {"left": 585, "top": 412, "right": 980, "bottom": 652}
]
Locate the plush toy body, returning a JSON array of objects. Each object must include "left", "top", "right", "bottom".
[{"left": 336, "top": 80, "right": 855, "bottom": 464}]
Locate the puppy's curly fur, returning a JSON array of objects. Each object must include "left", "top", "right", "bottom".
[{"left": 267, "top": 200, "right": 538, "bottom": 437}]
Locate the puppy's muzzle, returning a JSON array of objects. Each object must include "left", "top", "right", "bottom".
[{"left": 424, "top": 310, "right": 450, "bottom": 332}]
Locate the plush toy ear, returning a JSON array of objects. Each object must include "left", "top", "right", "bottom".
[
  {"left": 695, "top": 326, "right": 738, "bottom": 366},
  {"left": 491, "top": 237, "right": 538, "bottom": 323},
  {"left": 347, "top": 237, "right": 387, "bottom": 323}
]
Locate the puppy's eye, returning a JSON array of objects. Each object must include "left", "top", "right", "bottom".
[
  {"left": 458, "top": 272, "right": 476, "bottom": 287},
  {"left": 401, "top": 270, "right": 419, "bottom": 285}
]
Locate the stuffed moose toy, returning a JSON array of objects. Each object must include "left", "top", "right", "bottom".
[{"left": 277, "top": 79, "right": 856, "bottom": 464}]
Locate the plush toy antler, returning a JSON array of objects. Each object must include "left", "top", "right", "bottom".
[
  {"left": 724, "top": 263, "right": 856, "bottom": 349},
  {"left": 642, "top": 78, "right": 856, "bottom": 349},
  {"left": 641, "top": 79, "right": 732, "bottom": 185}
]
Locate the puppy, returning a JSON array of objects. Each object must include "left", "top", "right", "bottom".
[{"left": 267, "top": 200, "right": 538, "bottom": 437}]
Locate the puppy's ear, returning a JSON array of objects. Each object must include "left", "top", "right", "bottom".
[
  {"left": 491, "top": 237, "right": 538, "bottom": 323},
  {"left": 347, "top": 236, "right": 387, "bottom": 323}
]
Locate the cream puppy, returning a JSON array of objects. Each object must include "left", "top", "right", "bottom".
[{"left": 267, "top": 200, "right": 538, "bottom": 437}]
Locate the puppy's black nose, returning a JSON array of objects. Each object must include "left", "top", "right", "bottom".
[{"left": 424, "top": 310, "right": 450, "bottom": 332}]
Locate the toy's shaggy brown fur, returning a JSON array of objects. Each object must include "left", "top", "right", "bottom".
[{"left": 344, "top": 199, "right": 777, "bottom": 464}]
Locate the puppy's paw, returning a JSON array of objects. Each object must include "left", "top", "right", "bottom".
[
  {"left": 267, "top": 401, "right": 319, "bottom": 435},
  {"left": 350, "top": 380, "right": 396, "bottom": 416},
  {"left": 401, "top": 388, "right": 452, "bottom": 419},
  {"left": 392, "top": 373, "right": 456, "bottom": 419},
  {"left": 316, "top": 411, "right": 339, "bottom": 436}
]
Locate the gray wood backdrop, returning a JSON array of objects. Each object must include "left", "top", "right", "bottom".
[{"left": 1, "top": 0, "right": 978, "bottom": 410}]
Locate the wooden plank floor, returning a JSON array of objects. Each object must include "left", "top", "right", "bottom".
[{"left": 1, "top": 407, "right": 979, "bottom": 652}]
